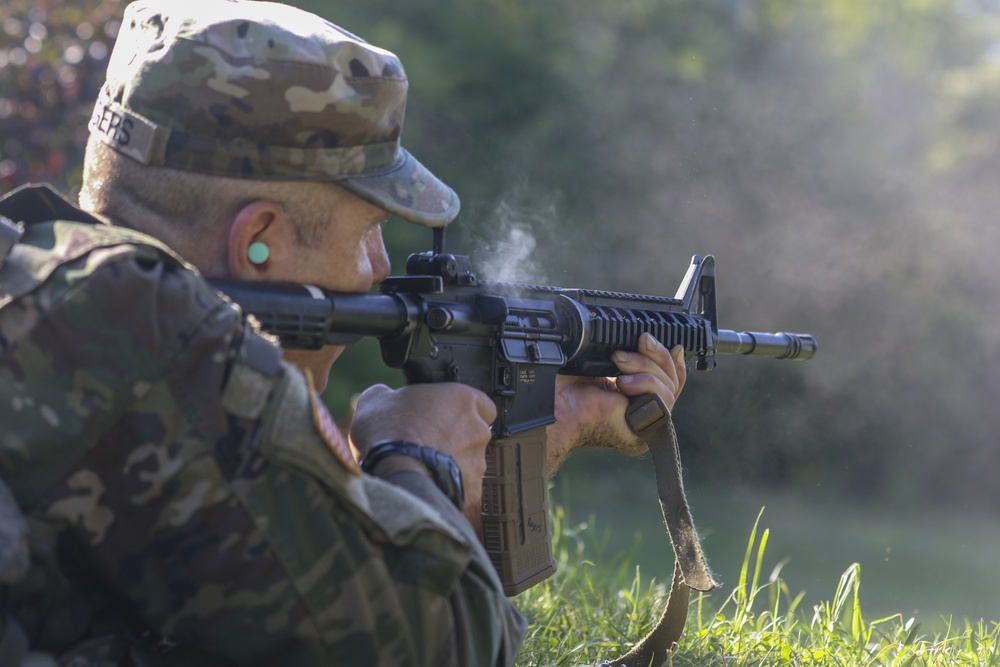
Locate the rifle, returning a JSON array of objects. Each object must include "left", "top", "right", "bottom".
[{"left": 212, "top": 231, "right": 816, "bottom": 598}]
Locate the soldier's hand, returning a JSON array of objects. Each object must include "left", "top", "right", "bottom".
[
  {"left": 546, "top": 333, "right": 686, "bottom": 470},
  {"left": 349, "top": 383, "right": 497, "bottom": 512}
]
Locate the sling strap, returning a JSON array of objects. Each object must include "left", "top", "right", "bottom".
[{"left": 600, "top": 393, "right": 717, "bottom": 667}]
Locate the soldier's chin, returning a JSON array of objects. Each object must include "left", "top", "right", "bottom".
[{"left": 281, "top": 346, "right": 345, "bottom": 392}]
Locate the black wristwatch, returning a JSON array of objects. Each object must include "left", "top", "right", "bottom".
[{"left": 361, "top": 440, "right": 466, "bottom": 511}]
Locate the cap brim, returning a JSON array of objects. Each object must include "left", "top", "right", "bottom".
[{"left": 337, "top": 148, "right": 459, "bottom": 227}]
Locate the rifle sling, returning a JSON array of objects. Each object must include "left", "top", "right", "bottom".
[{"left": 601, "top": 393, "right": 717, "bottom": 667}]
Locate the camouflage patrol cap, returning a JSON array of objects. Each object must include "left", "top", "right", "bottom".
[{"left": 90, "top": 0, "right": 459, "bottom": 227}]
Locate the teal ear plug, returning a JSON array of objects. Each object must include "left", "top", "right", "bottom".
[{"left": 248, "top": 241, "right": 270, "bottom": 265}]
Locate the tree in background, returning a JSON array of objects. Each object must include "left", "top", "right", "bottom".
[{"left": 0, "top": 0, "right": 122, "bottom": 193}]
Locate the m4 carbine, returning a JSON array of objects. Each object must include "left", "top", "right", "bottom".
[{"left": 213, "top": 242, "right": 816, "bottom": 596}]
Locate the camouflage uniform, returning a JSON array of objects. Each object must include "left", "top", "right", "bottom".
[
  {"left": 0, "top": 183, "right": 525, "bottom": 665},
  {"left": 0, "top": 0, "right": 528, "bottom": 662}
]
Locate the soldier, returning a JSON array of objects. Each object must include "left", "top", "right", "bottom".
[{"left": 0, "top": 0, "right": 686, "bottom": 664}]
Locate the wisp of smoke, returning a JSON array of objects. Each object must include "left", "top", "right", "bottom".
[
  {"left": 479, "top": 220, "right": 538, "bottom": 284},
  {"left": 462, "top": 189, "right": 560, "bottom": 285}
]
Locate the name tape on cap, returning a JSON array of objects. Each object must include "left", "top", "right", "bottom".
[{"left": 88, "top": 97, "right": 162, "bottom": 166}]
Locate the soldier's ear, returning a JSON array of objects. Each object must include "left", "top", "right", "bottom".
[{"left": 227, "top": 200, "right": 292, "bottom": 279}]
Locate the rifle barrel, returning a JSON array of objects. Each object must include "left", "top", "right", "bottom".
[{"left": 716, "top": 330, "right": 817, "bottom": 360}]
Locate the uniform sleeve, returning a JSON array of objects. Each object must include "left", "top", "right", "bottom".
[
  {"left": 0, "top": 246, "right": 525, "bottom": 666},
  {"left": 383, "top": 469, "right": 527, "bottom": 665}
]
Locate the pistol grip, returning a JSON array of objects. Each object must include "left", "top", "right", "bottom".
[{"left": 480, "top": 427, "right": 556, "bottom": 596}]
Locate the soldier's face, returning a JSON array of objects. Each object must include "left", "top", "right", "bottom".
[
  {"left": 293, "top": 190, "right": 391, "bottom": 293},
  {"left": 274, "top": 188, "right": 392, "bottom": 390}
]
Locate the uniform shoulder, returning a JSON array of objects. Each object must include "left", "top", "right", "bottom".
[{"left": 0, "top": 184, "right": 193, "bottom": 308}]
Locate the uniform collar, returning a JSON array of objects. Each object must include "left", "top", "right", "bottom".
[{"left": 0, "top": 183, "right": 107, "bottom": 227}]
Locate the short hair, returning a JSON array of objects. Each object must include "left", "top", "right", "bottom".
[{"left": 81, "top": 136, "right": 344, "bottom": 272}]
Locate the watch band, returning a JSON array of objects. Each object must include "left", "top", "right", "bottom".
[{"left": 361, "top": 440, "right": 466, "bottom": 511}]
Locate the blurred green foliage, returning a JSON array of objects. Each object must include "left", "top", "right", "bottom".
[
  {"left": 5, "top": 0, "right": 1000, "bottom": 509},
  {"left": 0, "top": 0, "right": 123, "bottom": 192}
]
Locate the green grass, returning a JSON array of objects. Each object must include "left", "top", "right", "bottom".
[
  {"left": 512, "top": 508, "right": 1000, "bottom": 666},
  {"left": 548, "top": 452, "right": 1000, "bottom": 632}
]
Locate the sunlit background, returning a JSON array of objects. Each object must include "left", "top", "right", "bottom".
[{"left": 4, "top": 0, "right": 1000, "bottom": 631}]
